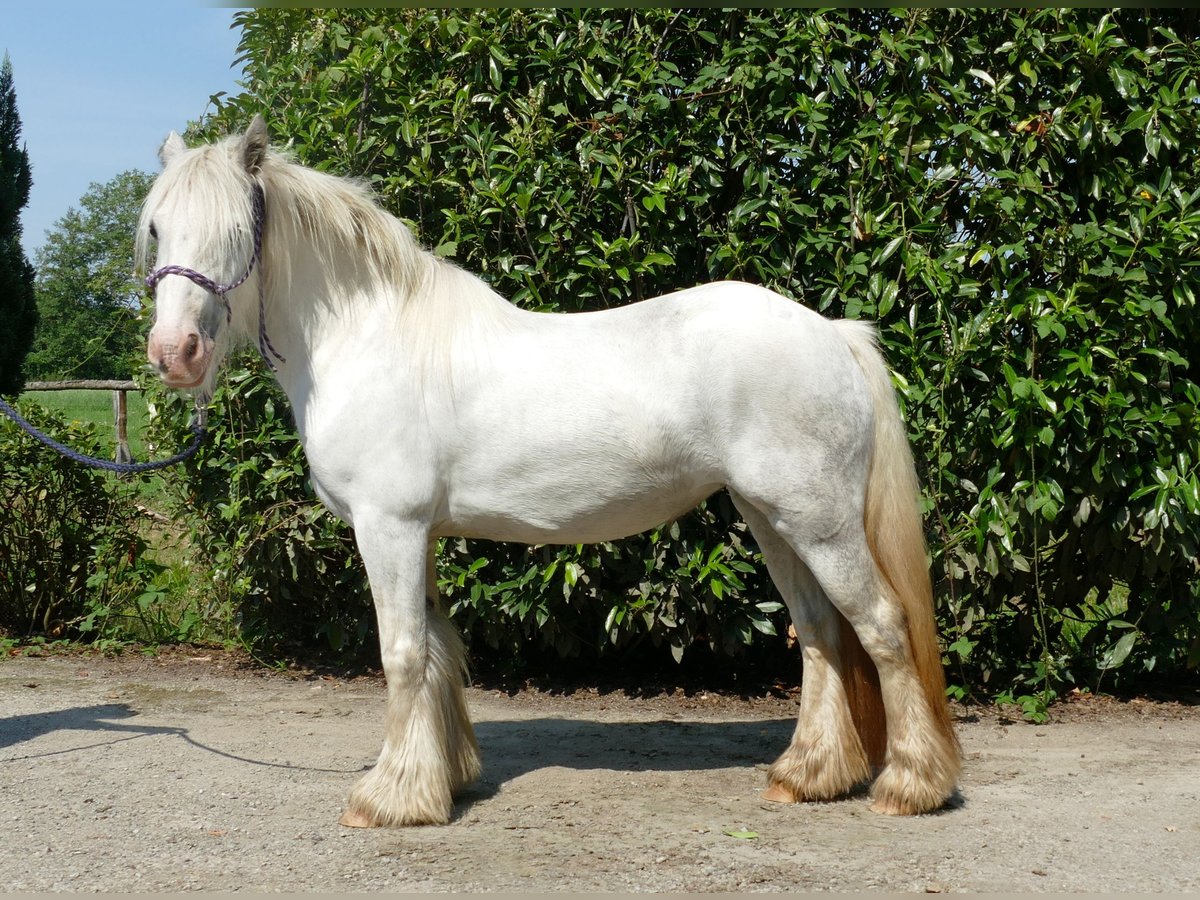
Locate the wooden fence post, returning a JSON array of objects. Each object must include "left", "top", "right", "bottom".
[
  {"left": 113, "top": 389, "right": 132, "bottom": 464},
  {"left": 22, "top": 380, "right": 140, "bottom": 464}
]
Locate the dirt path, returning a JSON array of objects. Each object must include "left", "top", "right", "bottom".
[{"left": 2, "top": 650, "right": 1197, "bottom": 893}]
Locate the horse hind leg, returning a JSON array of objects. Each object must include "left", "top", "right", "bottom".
[
  {"left": 796, "top": 531, "right": 960, "bottom": 816},
  {"left": 731, "top": 492, "right": 873, "bottom": 804},
  {"left": 426, "top": 548, "right": 483, "bottom": 796}
]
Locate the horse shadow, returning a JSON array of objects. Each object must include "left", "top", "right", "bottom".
[
  {"left": 0, "top": 703, "right": 185, "bottom": 757},
  {"left": 462, "top": 716, "right": 795, "bottom": 800},
  {"left": 461, "top": 716, "right": 965, "bottom": 815},
  {"left": 1, "top": 705, "right": 966, "bottom": 813}
]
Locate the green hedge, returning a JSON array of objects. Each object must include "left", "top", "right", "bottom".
[
  {"left": 0, "top": 404, "right": 159, "bottom": 641},
  {"left": 145, "top": 9, "right": 1198, "bottom": 701}
]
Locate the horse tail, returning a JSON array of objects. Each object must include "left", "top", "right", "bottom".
[{"left": 833, "top": 319, "right": 959, "bottom": 768}]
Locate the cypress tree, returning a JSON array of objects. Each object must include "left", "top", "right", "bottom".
[{"left": 0, "top": 53, "right": 38, "bottom": 396}]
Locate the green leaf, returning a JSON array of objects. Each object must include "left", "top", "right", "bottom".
[
  {"left": 1109, "top": 65, "right": 1136, "bottom": 99},
  {"left": 641, "top": 251, "right": 675, "bottom": 267},
  {"left": 579, "top": 66, "right": 606, "bottom": 101},
  {"left": 968, "top": 68, "right": 995, "bottom": 89},
  {"left": 1100, "top": 631, "right": 1138, "bottom": 670},
  {"left": 948, "top": 637, "right": 975, "bottom": 659},
  {"left": 874, "top": 235, "right": 905, "bottom": 266}
]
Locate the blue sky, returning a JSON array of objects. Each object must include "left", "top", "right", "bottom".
[{"left": 4, "top": 2, "right": 245, "bottom": 258}]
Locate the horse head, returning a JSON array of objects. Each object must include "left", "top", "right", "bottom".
[{"left": 141, "top": 116, "right": 270, "bottom": 394}]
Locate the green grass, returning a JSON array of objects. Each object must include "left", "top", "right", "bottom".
[{"left": 20, "top": 388, "right": 151, "bottom": 460}]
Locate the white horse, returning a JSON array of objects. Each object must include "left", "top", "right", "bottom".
[{"left": 140, "top": 116, "right": 960, "bottom": 827}]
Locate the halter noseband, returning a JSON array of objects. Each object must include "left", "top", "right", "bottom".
[{"left": 144, "top": 184, "right": 285, "bottom": 371}]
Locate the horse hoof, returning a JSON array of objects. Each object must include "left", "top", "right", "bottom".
[
  {"left": 761, "top": 782, "right": 797, "bottom": 803},
  {"left": 869, "top": 798, "right": 912, "bottom": 816},
  {"left": 338, "top": 808, "right": 377, "bottom": 828}
]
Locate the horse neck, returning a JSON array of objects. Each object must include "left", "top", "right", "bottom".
[
  {"left": 244, "top": 230, "right": 388, "bottom": 396},
  {"left": 251, "top": 215, "right": 517, "bottom": 405}
]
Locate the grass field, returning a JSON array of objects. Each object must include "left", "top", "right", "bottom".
[{"left": 19, "top": 388, "right": 152, "bottom": 461}]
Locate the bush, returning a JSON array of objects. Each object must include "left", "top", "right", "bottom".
[
  {"left": 439, "top": 493, "right": 783, "bottom": 670},
  {"left": 0, "top": 402, "right": 156, "bottom": 640},
  {"left": 159, "top": 9, "right": 1199, "bottom": 696}
]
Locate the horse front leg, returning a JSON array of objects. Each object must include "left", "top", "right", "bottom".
[{"left": 340, "top": 522, "right": 481, "bottom": 827}]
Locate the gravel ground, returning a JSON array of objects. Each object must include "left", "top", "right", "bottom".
[{"left": 1, "top": 648, "right": 1198, "bottom": 893}]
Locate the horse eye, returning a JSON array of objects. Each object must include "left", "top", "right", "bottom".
[{"left": 149, "top": 223, "right": 158, "bottom": 240}]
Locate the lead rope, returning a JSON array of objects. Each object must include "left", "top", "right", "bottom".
[{"left": 0, "top": 394, "right": 207, "bottom": 475}]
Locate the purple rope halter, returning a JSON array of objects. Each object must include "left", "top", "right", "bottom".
[{"left": 144, "top": 183, "right": 285, "bottom": 371}]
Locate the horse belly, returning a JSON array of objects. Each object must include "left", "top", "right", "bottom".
[
  {"left": 441, "top": 477, "right": 720, "bottom": 544},
  {"left": 440, "top": 399, "right": 723, "bottom": 544}
]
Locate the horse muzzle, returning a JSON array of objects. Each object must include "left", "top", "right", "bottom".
[{"left": 147, "top": 327, "right": 214, "bottom": 389}]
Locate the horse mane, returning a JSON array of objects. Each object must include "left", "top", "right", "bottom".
[
  {"left": 257, "top": 149, "right": 435, "bottom": 302},
  {"left": 137, "top": 130, "right": 512, "bottom": 369}
]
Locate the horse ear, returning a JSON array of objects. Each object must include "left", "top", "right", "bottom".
[
  {"left": 159, "top": 131, "right": 187, "bottom": 166},
  {"left": 241, "top": 114, "right": 269, "bottom": 174}
]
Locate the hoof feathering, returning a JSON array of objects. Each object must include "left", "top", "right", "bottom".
[{"left": 867, "top": 759, "right": 958, "bottom": 816}]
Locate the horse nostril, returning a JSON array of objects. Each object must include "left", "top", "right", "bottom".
[
  {"left": 183, "top": 333, "right": 201, "bottom": 362},
  {"left": 147, "top": 338, "right": 165, "bottom": 371}
]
